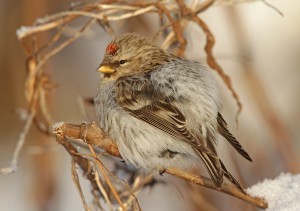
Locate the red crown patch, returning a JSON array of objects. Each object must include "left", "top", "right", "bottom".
[{"left": 106, "top": 43, "right": 118, "bottom": 55}]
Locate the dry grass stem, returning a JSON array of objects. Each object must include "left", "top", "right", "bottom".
[
  {"left": 72, "top": 160, "right": 91, "bottom": 211},
  {"left": 87, "top": 144, "right": 127, "bottom": 211},
  {"left": 94, "top": 170, "right": 113, "bottom": 211}
]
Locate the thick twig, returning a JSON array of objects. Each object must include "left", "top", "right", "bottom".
[
  {"left": 52, "top": 122, "right": 268, "bottom": 209},
  {"left": 55, "top": 124, "right": 100, "bottom": 193}
]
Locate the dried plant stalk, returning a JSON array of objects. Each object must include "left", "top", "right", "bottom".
[{"left": 71, "top": 160, "right": 90, "bottom": 211}]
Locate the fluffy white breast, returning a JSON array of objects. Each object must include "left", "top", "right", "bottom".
[{"left": 95, "top": 80, "right": 198, "bottom": 170}]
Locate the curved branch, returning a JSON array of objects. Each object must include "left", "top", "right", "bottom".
[
  {"left": 53, "top": 122, "right": 268, "bottom": 209},
  {"left": 191, "top": 15, "right": 242, "bottom": 122}
]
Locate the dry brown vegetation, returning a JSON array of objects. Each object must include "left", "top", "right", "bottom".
[{"left": 1, "top": 0, "right": 297, "bottom": 211}]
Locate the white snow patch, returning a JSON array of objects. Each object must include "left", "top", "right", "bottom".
[
  {"left": 16, "top": 25, "right": 35, "bottom": 38},
  {"left": 52, "top": 122, "right": 65, "bottom": 131},
  {"left": 247, "top": 173, "right": 300, "bottom": 211},
  {"left": 16, "top": 15, "right": 52, "bottom": 38},
  {"left": 35, "top": 16, "right": 49, "bottom": 24}
]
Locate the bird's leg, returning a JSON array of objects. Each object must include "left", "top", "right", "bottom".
[{"left": 158, "top": 149, "right": 179, "bottom": 176}]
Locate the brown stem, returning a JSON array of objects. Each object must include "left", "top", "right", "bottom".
[
  {"left": 155, "top": 2, "right": 187, "bottom": 57},
  {"left": 165, "top": 168, "right": 267, "bottom": 209},
  {"left": 191, "top": 15, "right": 242, "bottom": 121}
]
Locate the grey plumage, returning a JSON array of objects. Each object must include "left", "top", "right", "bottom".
[{"left": 94, "top": 33, "right": 251, "bottom": 192}]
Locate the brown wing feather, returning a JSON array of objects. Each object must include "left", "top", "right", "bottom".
[
  {"left": 217, "top": 113, "right": 252, "bottom": 162},
  {"left": 124, "top": 101, "right": 224, "bottom": 187},
  {"left": 115, "top": 77, "right": 223, "bottom": 186},
  {"left": 115, "top": 77, "right": 249, "bottom": 190},
  {"left": 124, "top": 101, "right": 212, "bottom": 155},
  {"left": 220, "top": 160, "right": 245, "bottom": 193}
]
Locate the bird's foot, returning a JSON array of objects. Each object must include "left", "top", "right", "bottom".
[{"left": 159, "top": 168, "right": 166, "bottom": 176}]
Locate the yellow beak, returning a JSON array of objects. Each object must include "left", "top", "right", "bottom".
[{"left": 97, "top": 66, "right": 115, "bottom": 74}]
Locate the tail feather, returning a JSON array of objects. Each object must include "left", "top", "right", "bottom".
[
  {"left": 194, "top": 149, "right": 223, "bottom": 187},
  {"left": 195, "top": 149, "right": 246, "bottom": 193},
  {"left": 220, "top": 160, "right": 245, "bottom": 193},
  {"left": 217, "top": 113, "right": 252, "bottom": 162}
]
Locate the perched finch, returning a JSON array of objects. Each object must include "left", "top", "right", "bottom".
[{"left": 94, "top": 33, "right": 252, "bottom": 191}]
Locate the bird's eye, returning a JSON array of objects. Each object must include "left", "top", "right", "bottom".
[{"left": 119, "top": 60, "right": 126, "bottom": 65}]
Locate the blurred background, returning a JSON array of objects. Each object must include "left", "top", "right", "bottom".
[{"left": 0, "top": 0, "right": 300, "bottom": 210}]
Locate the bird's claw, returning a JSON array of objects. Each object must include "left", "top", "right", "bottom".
[{"left": 159, "top": 169, "right": 166, "bottom": 176}]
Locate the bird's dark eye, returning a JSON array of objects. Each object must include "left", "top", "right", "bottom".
[{"left": 119, "top": 60, "right": 126, "bottom": 64}]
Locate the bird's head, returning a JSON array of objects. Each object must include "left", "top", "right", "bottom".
[{"left": 97, "top": 33, "right": 171, "bottom": 81}]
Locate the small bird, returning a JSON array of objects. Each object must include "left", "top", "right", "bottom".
[{"left": 94, "top": 33, "right": 252, "bottom": 192}]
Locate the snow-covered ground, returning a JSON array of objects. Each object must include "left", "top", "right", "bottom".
[{"left": 247, "top": 173, "right": 300, "bottom": 211}]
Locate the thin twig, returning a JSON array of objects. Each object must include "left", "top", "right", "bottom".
[
  {"left": 28, "top": 18, "right": 95, "bottom": 81},
  {"left": 156, "top": 2, "right": 187, "bottom": 56},
  {"left": 261, "top": 0, "right": 284, "bottom": 16},
  {"left": 94, "top": 170, "right": 113, "bottom": 211},
  {"left": 0, "top": 111, "right": 35, "bottom": 175},
  {"left": 87, "top": 144, "right": 127, "bottom": 211},
  {"left": 195, "top": 0, "right": 214, "bottom": 14},
  {"left": 71, "top": 161, "right": 90, "bottom": 211},
  {"left": 16, "top": 5, "right": 96, "bottom": 39},
  {"left": 165, "top": 168, "right": 267, "bottom": 209}
]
